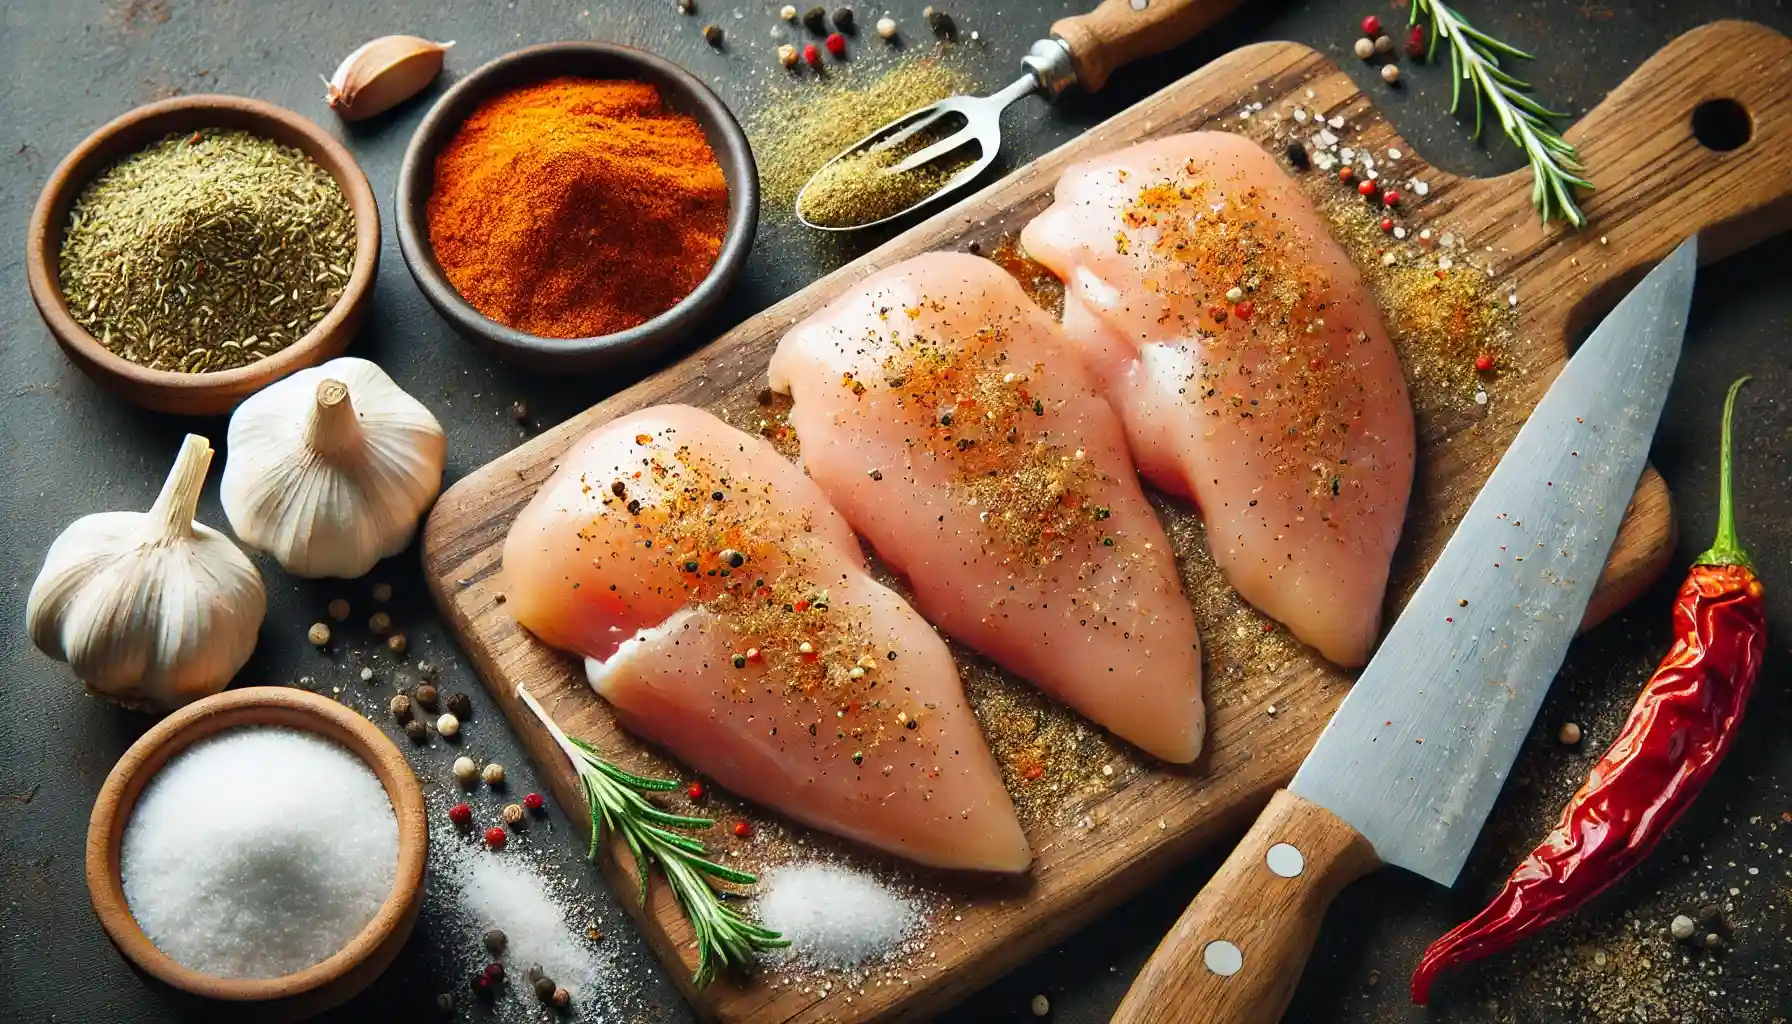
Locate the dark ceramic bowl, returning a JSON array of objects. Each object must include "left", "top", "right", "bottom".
[{"left": 396, "top": 42, "right": 758, "bottom": 372}]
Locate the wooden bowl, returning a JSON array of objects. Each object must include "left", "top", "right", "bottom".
[
  {"left": 85, "top": 687, "right": 427, "bottom": 1020},
  {"left": 395, "top": 42, "right": 759, "bottom": 372},
  {"left": 26, "top": 96, "right": 381, "bottom": 416}
]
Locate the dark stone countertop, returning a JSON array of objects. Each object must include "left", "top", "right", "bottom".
[{"left": 2, "top": 2, "right": 1788, "bottom": 1022}]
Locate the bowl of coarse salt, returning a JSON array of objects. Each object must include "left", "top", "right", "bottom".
[{"left": 86, "top": 686, "right": 427, "bottom": 1019}]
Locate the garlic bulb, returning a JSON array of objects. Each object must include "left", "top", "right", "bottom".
[
  {"left": 222, "top": 357, "right": 446, "bottom": 579},
  {"left": 27, "top": 435, "right": 266, "bottom": 711}
]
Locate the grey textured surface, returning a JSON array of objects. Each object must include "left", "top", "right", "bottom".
[{"left": 2, "top": 2, "right": 1789, "bottom": 1022}]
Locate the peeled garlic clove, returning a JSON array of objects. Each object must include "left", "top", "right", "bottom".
[
  {"left": 223, "top": 357, "right": 446, "bottom": 579},
  {"left": 27, "top": 435, "right": 266, "bottom": 711},
  {"left": 324, "top": 35, "right": 453, "bottom": 122}
]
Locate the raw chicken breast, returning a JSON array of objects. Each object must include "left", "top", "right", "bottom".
[
  {"left": 1021, "top": 132, "right": 1414, "bottom": 667},
  {"left": 770, "top": 253, "right": 1205, "bottom": 763},
  {"left": 502, "top": 405, "right": 1028, "bottom": 873}
]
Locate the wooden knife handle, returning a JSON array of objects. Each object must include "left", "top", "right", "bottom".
[
  {"left": 1051, "top": 0, "right": 1249, "bottom": 94},
  {"left": 1111, "top": 791, "right": 1381, "bottom": 1024}
]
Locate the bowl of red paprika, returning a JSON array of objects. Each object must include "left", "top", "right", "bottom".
[{"left": 396, "top": 42, "right": 758, "bottom": 372}]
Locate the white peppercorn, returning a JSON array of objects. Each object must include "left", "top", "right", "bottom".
[
  {"left": 453, "top": 756, "right": 479, "bottom": 785},
  {"left": 1354, "top": 37, "right": 1375, "bottom": 60},
  {"left": 437, "top": 712, "right": 461, "bottom": 738},
  {"left": 327, "top": 598, "right": 350, "bottom": 621},
  {"left": 482, "top": 762, "right": 506, "bottom": 786},
  {"left": 308, "top": 622, "right": 331, "bottom": 646},
  {"left": 1381, "top": 63, "right": 1402, "bottom": 84}
]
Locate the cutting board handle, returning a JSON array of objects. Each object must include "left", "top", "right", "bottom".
[
  {"left": 1052, "top": 0, "right": 1249, "bottom": 94},
  {"left": 1466, "top": 20, "right": 1792, "bottom": 296},
  {"left": 1110, "top": 791, "right": 1381, "bottom": 1024}
]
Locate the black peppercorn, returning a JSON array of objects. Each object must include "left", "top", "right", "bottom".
[
  {"left": 415, "top": 683, "right": 439, "bottom": 709},
  {"left": 676, "top": 0, "right": 694, "bottom": 11},
  {"left": 924, "top": 6, "right": 956, "bottom": 39},
  {"left": 832, "top": 6, "right": 854, "bottom": 31},
  {"left": 404, "top": 719, "right": 428, "bottom": 743},
  {"left": 446, "top": 691, "right": 473, "bottom": 719},
  {"left": 435, "top": 992, "right": 454, "bottom": 1013},
  {"left": 702, "top": 23, "right": 723, "bottom": 47},
  {"left": 802, "top": 5, "right": 827, "bottom": 32},
  {"left": 483, "top": 928, "right": 507, "bottom": 954},
  {"left": 525, "top": 964, "right": 546, "bottom": 983},
  {"left": 535, "top": 976, "right": 558, "bottom": 1000},
  {"left": 1285, "top": 142, "right": 1310, "bottom": 171}
]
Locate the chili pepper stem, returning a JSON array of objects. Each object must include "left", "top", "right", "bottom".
[{"left": 1693, "top": 377, "right": 1752, "bottom": 569}]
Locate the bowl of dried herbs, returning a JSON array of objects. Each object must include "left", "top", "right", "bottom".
[{"left": 26, "top": 95, "right": 381, "bottom": 415}]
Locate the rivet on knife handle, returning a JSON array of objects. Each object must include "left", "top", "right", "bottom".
[{"left": 1110, "top": 791, "right": 1379, "bottom": 1024}]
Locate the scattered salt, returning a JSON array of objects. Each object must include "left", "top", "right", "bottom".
[
  {"left": 453, "top": 849, "right": 605, "bottom": 997},
  {"left": 121, "top": 726, "right": 397, "bottom": 979},
  {"left": 757, "top": 863, "right": 918, "bottom": 968}
]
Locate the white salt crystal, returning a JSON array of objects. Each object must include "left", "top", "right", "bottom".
[
  {"left": 1328, "top": 115, "right": 1345, "bottom": 129},
  {"left": 1293, "top": 108, "right": 1309, "bottom": 123},
  {"left": 1387, "top": 148, "right": 1402, "bottom": 161},
  {"left": 1340, "top": 147, "right": 1355, "bottom": 161},
  {"left": 757, "top": 863, "right": 918, "bottom": 969},
  {"left": 1393, "top": 227, "right": 1407, "bottom": 240},
  {"left": 1414, "top": 180, "right": 1430, "bottom": 196},
  {"left": 454, "top": 850, "right": 604, "bottom": 997},
  {"left": 1317, "top": 130, "right": 1339, "bottom": 147},
  {"left": 121, "top": 727, "right": 397, "bottom": 979},
  {"left": 1475, "top": 390, "right": 1489, "bottom": 406},
  {"left": 1438, "top": 256, "right": 1455, "bottom": 271}
]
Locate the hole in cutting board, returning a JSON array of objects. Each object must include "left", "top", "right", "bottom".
[{"left": 1691, "top": 99, "right": 1751, "bottom": 152}]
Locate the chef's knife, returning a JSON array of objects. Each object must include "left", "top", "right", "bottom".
[{"left": 1111, "top": 236, "right": 1699, "bottom": 1024}]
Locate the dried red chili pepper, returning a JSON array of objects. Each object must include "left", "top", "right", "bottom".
[{"left": 1412, "top": 378, "right": 1766, "bottom": 1004}]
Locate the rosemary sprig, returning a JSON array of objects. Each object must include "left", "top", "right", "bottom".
[
  {"left": 1410, "top": 0, "right": 1593, "bottom": 227},
  {"left": 518, "top": 686, "right": 789, "bottom": 988}
]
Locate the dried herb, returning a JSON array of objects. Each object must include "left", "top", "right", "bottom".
[{"left": 58, "top": 129, "right": 356, "bottom": 373}]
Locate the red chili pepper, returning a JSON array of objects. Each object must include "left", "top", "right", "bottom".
[{"left": 1412, "top": 378, "right": 1765, "bottom": 1004}]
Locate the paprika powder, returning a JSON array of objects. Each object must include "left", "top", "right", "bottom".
[{"left": 427, "top": 77, "right": 728, "bottom": 339}]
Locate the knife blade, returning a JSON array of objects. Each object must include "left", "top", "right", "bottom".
[{"left": 1110, "top": 235, "right": 1698, "bottom": 1024}]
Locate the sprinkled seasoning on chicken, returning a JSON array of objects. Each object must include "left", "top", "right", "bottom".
[
  {"left": 770, "top": 254, "right": 1204, "bottom": 763},
  {"left": 1021, "top": 132, "right": 1415, "bottom": 667},
  {"left": 502, "top": 405, "right": 1029, "bottom": 873}
]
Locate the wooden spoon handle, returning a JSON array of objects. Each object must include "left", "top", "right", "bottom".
[
  {"left": 1110, "top": 791, "right": 1381, "bottom": 1024},
  {"left": 1051, "top": 0, "right": 1249, "bottom": 94}
]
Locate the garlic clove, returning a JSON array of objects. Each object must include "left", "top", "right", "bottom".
[
  {"left": 223, "top": 358, "right": 446, "bottom": 580},
  {"left": 26, "top": 435, "right": 266, "bottom": 711},
  {"left": 324, "top": 35, "right": 454, "bottom": 122}
]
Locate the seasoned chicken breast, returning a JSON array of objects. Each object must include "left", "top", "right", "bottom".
[
  {"left": 1021, "top": 132, "right": 1414, "bottom": 667},
  {"left": 770, "top": 254, "right": 1205, "bottom": 762},
  {"left": 502, "top": 405, "right": 1029, "bottom": 873}
]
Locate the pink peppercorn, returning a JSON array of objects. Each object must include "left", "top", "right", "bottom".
[
  {"left": 1362, "top": 15, "right": 1382, "bottom": 36},
  {"left": 449, "top": 802, "right": 472, "bottom": 827},
  {"left": 485, "top": 826, "right": 507, "bottom": 849},
  {"left": 803, "top": 43, "right": 822, "bottom": 66},
  {"left": 523, "top": 792, "right": 544, "bottom": 811},
  {"left": 825, "top": 32, "right": 846, "bottom": 57}
]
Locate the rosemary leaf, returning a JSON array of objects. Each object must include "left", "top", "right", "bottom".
[
  {"left": 1411, "top": 0, "right": 1591, "bottom": 227},
  {"left": 519, "top": 686, "right": 789, "bottom": 988}
]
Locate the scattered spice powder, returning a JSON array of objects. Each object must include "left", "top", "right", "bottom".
[
  {"left": 427, "top": 78, "right": 728, "bottom": 339},
  {"left": 751, "top": 56, "right": 973, "bottom": 217},
  {"left": 59, "top": 129, "right": 355, "bottom": 373}
]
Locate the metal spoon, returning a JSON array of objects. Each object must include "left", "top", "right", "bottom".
[{"left": 796, "top": 0, "right": 1245, "bottom": 231}]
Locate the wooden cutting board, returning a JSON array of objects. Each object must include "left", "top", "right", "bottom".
[{"left": 422, "top": 21, "right": 1792, "bottom": 1023}]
